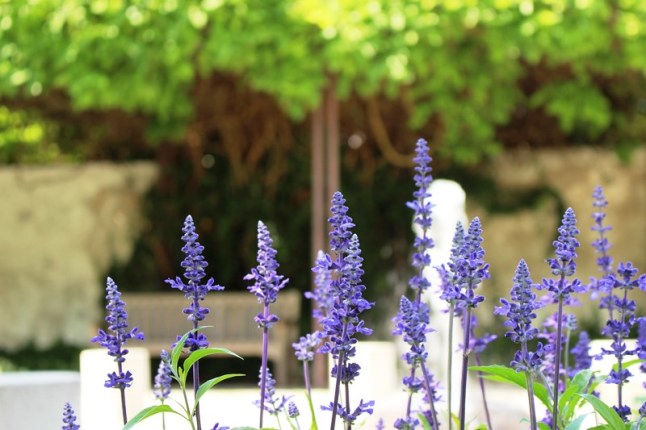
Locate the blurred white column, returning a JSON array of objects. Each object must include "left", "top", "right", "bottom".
[{"left": 80, "top": 347, "right": 151, "bottom": 430}]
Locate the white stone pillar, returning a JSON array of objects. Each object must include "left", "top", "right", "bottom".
[{"left": 80, "top": 347, "right": 151, "bottom": 430}]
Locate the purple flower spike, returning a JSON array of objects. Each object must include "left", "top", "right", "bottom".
[
  {"left": 288, "top": 401, "right": 300, "bottom": 418},
  {"left": 591, "top": 186, "right": 613, "bottom": 275},
  {"left": 570, "top": 331, "right": 592, "bottom": 377},
  {"left": 166, "top": 215, "right": 224, "bottom": 351},
  {"left": 293, "top": 331, "right": 324, "bottom": 362},
  {"left": 254, "top": 368, "right": 291, "bottom": 416},
  {"left": 91, "top": 277, "right": 144, "bottom": 387},
  {"left": 406, "top": 138, "right": 435, "bottom": 293},
  {"left": 153, "top": 350, "right": 172, "bottom": 401},
  {"left": 61, "top": 402, "right": 80, "bottom": 430},
  {"left": 393, "top": 296, "right": 433, "bottom": 366},
  {"left": 496, "top": 259, "right": 543, "bottom": 347},
  {"left": 316, "top": 193, "right": 374, "bottom": 429},
  {"left": 245, "top": 221, "right": 289, "bottom": 328}
]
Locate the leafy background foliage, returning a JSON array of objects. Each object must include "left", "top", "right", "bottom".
[{"left": 1, "top": 0, "right": 645, "bottom": 365}]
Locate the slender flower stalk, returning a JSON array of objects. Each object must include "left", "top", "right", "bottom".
[
  {"left": 317, "top": 192, "right": 374, "bottom": 430},
  {"left": 91, "top": 277, "right": 144, "bottom": 425},
  {"left": 61, "top": 402, "right": 80, "bottom": 430},
  {"left": 153, "top": 350, "right": 172, "bottom": 430},
  {"left": 495, "top": 259, "right": 544, "bottom": 430},
  {"left": 453, "top": 217, "right": 489, "bottom": 430},
  {"left": 254, "top": 368, "right": 291, "bottom": 430},
  {"left": 589, "top": 186, "right": 614, "bottom": 312},
  {"left": 598, "top": 262, "right": 646, "bottom": 421},
  {"left": 539, "top": 208, "right": 583, "bottom": 430},
  {"left": 166, "top": 215, "right": 224, "bottom": 430},
  {"left": 393, "top": 138, "right": 440, "bottom": 430},
  {"left": 439, "top": 221, "right": 467, "bottom": 429},
  {"left": 466, "top": 317, "right": 496, "bottom": 430},
  {"left": 246, "top": 220, "right": 289, "bottom": 428}
]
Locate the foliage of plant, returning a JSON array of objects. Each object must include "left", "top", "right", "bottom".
[{"left": 2, "top": 0, "right": 646, "bottom": 166}]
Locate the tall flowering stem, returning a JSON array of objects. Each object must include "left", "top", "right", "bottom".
[
  {"left": 317, "top": 193, "right": 374, "bottom": 430},
  {"left": 539, "top": 208, "right": 582, "bottom": 430},
  {"left": 439, "top": 221, "right": 466, "bottom": 428},
  {"left": 153, "top": 350, "right": 172, "bottom": 430},
  {"left": 254, "top": 368, "right": 290, "bottom": 430},
  {"left": 91, "top": 277, "right": 144, "bottom": 425},
  {"left": 166, "top": 215, "right": 224, "bottom": 430},
  {"left": 393, "top": 138, "right": 440, "bottom": 430},
  {"left": 495, "top": 259, "right": 544, "bottom": 430},
  {"left": 454, "top": 218, "right": 489, "bottom": 430},
  {"left": 599, "top": 262, "right": 646, "bottom": 421},
  {"left": 590, "top": 186, "right": 614, "bottom": 313},
  {"left": 245, "top": 220, "right": 288, "bottom": 428}
]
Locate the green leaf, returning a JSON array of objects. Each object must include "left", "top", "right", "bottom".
[
  {"left": 171, "top": 326, "right": 213, "bottom": 378},
  {"left": 470, "top": 365, "right": 551, "bottom": 410},
  {"left": 181, "top": 347, "right": 242, "bottom": 384},
  {"left": 577, "top": 394, "right": 625, "bottom": 430},
  {"left": 564, "top": 413, "right": 592, "bottom": 430},
  {"left": 123, "top": 405, "right": 185, "bottom": 430},
  {"left": 194, "top": 373, "right": 245, "bottom": 407},
  {"left": 418, "top": 413, "right": 432, "bottom": 430}
]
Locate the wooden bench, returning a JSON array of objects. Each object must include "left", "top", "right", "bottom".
[{"left": 122, "top": 290, "right": 301, "bottom": 385}]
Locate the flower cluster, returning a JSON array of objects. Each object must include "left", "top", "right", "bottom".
[
  {"left": 406, "top": 138, "right": 434, "bottom": 294},
  {"left": 91, "top": 277, "right": 144, "bottom": 389},
  {"left": 153, "top": 350, "right": 172, "bottom": 401},
  {"left": 316, "top": 192, "right": 374, "bottom": 428},
  {"left": 61, "top": 402, "right": 80, "bottom": 430},
  {"left": 541, "top": 208, "right": 584, "bottom": 304},
  {"left": 253, "top": 368, "right": 290, "bottom": 416},
  {"left": 245, "top": 221, "right": 288, "bottom": 328},
  {"left": 166, "top": 215, "right": 224, "bottom": 350}
]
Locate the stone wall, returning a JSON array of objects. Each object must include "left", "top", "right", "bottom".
[
  {"left": 469, "top": 146, "right": 646, "bottom": 329},
  {"left": 0, "top": 162, "right": 157, "bottom": 351}
]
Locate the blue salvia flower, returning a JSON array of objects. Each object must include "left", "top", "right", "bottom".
[
  {"left": 307, "top": 250, "right": 335, "bottom": 322},
  {"left": 288, "top": 401, "right": 300, "bottom": 418},
  {"left": 569, "top": 331, "right": 592, "bottom": 377},
  {"left": 454, "top": 217, "right": 489, "bottom": 312},
  {"left": 537, "top": 208, "right": 582, "bottom": 428},
  {"left": 495, "top": 260, "right": 543, "bottom": 350},
  {"left": 393, "top": 296, "right": 433, "bottom": 367},
  {"left": 598, "top": 262, "right": 646, "bottom": 421},
  {"left": 316, "top": 192, "right": 373, "bottom": 429},
  {"left": 541, "top": 208, "right": 584, "bottom": 305},
  {"left": 637, "top": 318, "right": 646, "bottom": 376},
  {"left": 392, "top": 138, "right": 440, "bottom": 430},
  {"left": 245, "top": 221, "right": 288, "bottom": 328},
  {"left": 153, "top": 350, "right": 172, "bottom": 401},
  {"left": 322, "top": 399, "right": 376, "bottom": 427},
  {"left": 590, "top": 186, "right": 614, "bottom": 303},
  {"left": 245, "top": 221, "right": 289, "bottom": 428},
  {"left": 440, "top": 221, "right": 466, "bottom": 305},
  {"left": 210, "top": 423, "right": 230, "bottom": 430},
  {"left": 406, "top": 138, "right": 434, "bottom": 294},
  {"left": 61, "top": 402, "right": 80, "bottom": 430},
  {"left": 319, "top": 233, "right": 373, "bottom": 377},
  {"left": 91, "top": 277, "right": 144, "bottom": 389},
  {"left": 166, "top": 215, "right": 224, "bottom": 351},
  {"left": 254, "top": 368, "right": 291, "bottom": 417},
  {"left": 293, "top": 331, "right": 324, "bottom": 363}
]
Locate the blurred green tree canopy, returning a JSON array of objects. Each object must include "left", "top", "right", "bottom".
[{"left": 1, "top": 0, "right": 645, "bottom": 166}]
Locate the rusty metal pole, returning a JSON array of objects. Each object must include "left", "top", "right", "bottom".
[
  {"left": 310, "top": 99, "right": 327, "bottom": 388},
  {"left": 325, "top": 78, "right": 340, "bottom": 202},
  {"left": 309, "top": 80, "right": 340, "bottom": 388}
]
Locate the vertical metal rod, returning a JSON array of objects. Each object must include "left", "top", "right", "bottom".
[
  {"left": 325, "top": 79, "right": 340, "bottom": 200},
  {"left": 311, "top": 102, "right": 327, "bottom": 388}
]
